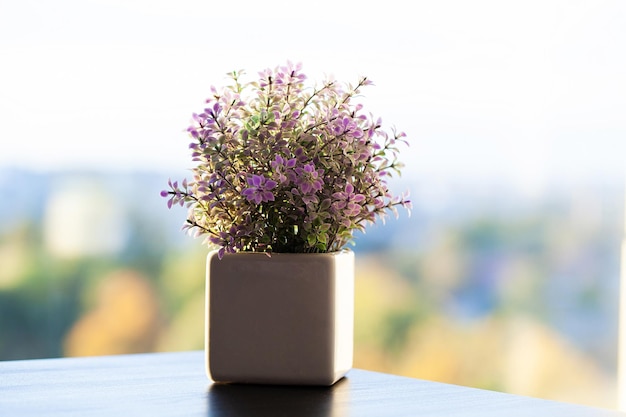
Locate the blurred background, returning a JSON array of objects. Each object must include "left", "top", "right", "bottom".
[{"left": 1, "top": 0, "right": 625, "bottom": 410}]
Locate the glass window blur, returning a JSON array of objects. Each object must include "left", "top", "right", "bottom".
[{"left": 1, "top": 0, "right": 625, "bottom": 410}]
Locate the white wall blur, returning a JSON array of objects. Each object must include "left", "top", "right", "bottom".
[{"left": 0, "top": 0, "right": 624, "bottom": 189}]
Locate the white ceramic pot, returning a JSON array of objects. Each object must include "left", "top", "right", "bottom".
[{"left": 205, "top": 249, "right": 354, "bottom": 385}]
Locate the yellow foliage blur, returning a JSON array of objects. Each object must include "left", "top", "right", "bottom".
[
  {"left": 353, "top": 255, "right": 617, "bottom": 408},
  {"left": 64, "top": 270, "right": 161, "bottom": 356}
]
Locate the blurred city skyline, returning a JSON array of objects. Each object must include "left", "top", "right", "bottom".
[{"left": 0, "top": 166, "right": 623, "bottom": 408}]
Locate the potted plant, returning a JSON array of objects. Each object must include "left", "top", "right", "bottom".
[{"left": 162, "top": 61, "right": 411, "bottom": 385}]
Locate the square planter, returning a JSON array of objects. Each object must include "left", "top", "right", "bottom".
[{"left": 205, "top": 249, "right": 354, "bottom": 386}]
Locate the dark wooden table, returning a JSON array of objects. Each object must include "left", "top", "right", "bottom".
[{"left": 0, "top": 350, "right": 623, "bottom": 416}]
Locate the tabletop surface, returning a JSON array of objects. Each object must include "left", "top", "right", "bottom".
[{"left": 0, "top": 350, "right": 624, "bottom": 417}]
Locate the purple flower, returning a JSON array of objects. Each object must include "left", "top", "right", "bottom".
[
  {"left": 332, "top": 183, "right": 365, "bottom": 218},
  {"left": 270, "top": 155, "right": 297, "bottom": 184},
  {"left": 293, "top": 163, "right": 323, "bottom": 195},
  {"left": 242, "top": 175, "right": 277, "bottom": 204},
  {"left": 329, "top": 116, "right": 364, "bottom": 139}
]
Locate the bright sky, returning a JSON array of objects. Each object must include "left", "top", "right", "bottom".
[{"left": 1, "top": 0, "right": 625, "bottom": 189}]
